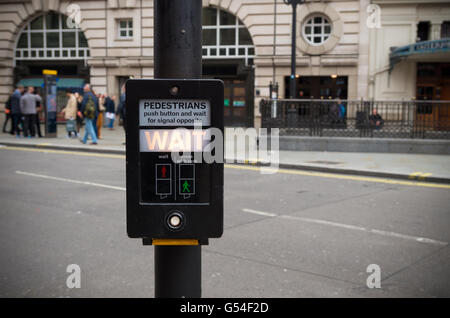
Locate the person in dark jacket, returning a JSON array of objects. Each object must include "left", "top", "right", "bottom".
[
  {"left": 10, "top": 85, "right": 24, "bottom": 137},
  {"left": 369, "top": 108, "right": 384, "bottom": 130},
  {"left": 116, "top": 84, "right": 126, "bottom": 133},
  {"left": 34, "top": 90, "right": 43, "bottom": 137},
  {"left": 115, "top": 84, "right": 126, "bottom": 145},
  {"left": 2, "top": 93, "right": 13, "bottom": 134},
  {"left": 329, "top": 102, "right": 339, "bottom": 125},
  {"left": 74, "top": 92, "right": 83, "bottom": 133},
  {"left": 80, "top": 84, "right": 99, "bottom": 144},
  {"left": 104, "top": 94, "right": 116, "bottom": 129}
]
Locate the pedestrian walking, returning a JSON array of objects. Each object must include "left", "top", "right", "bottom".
[
  {"left": 329, "top": 101, "right": 339, "bottom": 127},
  {"left": 96, "top": 93, "right": 106, "bottom": 139},
  {"left": 2, "top": 93, "right": 13, "bottom": 134},
  {"left": 337, "top": 99, "right": 346, "bottom": 122},
  {"left": 19, "top": 86, "right": 41, "bottom": 138},
  {"left": 90, "top": 88, "right": 99, "bottom": 138},
  {"left": 34, "top": 90, "right": 43, "bottom": 137},
  {"left": 61, "top": 89, "right": 78, "bottom": 138},
  {"left": 80, "top": 84, "right": 98, "bottom": 145},
  {"left": 117, "top": 85, "right": 126, "bottom": 132},
  {"left": 104, "top": 94, "right": 116, "bottom": 130},
  {"left": 116, "top": 85, "right": 126, "bottom": 145},
  {"left": 10, "top": 85, "right": 24, "bottom": 137},
  {"left": 74, "top": 92, "right": 83, "bottom": 133}
]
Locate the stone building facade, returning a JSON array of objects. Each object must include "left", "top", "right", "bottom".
[{"left": 0, "top": 0, "right": 449, "bottom": 127}]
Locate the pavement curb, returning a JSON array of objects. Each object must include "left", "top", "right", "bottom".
[
  {"left": 2, "top": 140, "right": 450, "bottom": 185},
  {"left": 0, "top": 140, "right": 125, "bottom": 155},
  {"left": 272, "top": 163, "right": 450, "bottom": 185}
]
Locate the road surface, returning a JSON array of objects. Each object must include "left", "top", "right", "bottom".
[{"left": 0, "top": 145, "right": 449, "bottom": 297}]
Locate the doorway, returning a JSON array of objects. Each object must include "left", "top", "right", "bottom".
[
  {"left": 223, "top": 79, "right": 248, "bottom": 126},
  {"left": 416, "top": 63, "right": 450, "bottom": 130},
  {"left": 203, "top": 60, "right": 254, "bottom": 127}
]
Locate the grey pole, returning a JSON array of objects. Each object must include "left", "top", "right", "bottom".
[
  {"left": 290, "top": 1, "right": 297, "bottom": 99},
  {"left": 153, "top": 0, "right": 202, "bottom": 298}
]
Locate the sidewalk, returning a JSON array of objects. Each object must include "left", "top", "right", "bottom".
[
  {"left": 1, "top": 124, "right": 449, "bottom": 183},
  {"left": 0, "top": 124, "right": 125, "bottom": 153},
  {"left": 276, "top": 151, "right": 450, "bottom": 183}
]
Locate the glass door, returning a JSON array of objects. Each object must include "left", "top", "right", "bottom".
[{"left": 223, "top": 79, "right": 248, "bottom": 126}]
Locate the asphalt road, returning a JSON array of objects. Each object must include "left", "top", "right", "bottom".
[{"left": 0, "top": 146, "right": 449, "bottom": 297}]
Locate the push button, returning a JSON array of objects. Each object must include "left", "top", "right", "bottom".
[{"left": 166, "top": 211, "right": 185, "bottom": 231}]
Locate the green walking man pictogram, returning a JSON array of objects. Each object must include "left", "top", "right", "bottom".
[{"left": 182, "top": 180, "right": 191, "bottom": 193}]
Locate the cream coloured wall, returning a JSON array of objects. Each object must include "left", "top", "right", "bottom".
[
  {"left": 368, "top": 1, "right": 450, "bottom": 100},
  {"left": 0, "top": 0, "right": 154, "bottom": 101}
]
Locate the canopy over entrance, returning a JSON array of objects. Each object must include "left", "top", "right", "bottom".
[
  {"left": 17, "top": 78, "right": 84, "bottom": 89},
  {"left": 389, "top": 38, "right": 450, "bottom": 72}
]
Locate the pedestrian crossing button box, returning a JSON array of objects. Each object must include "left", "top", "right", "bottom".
[{"left": 126, "top": 79, "right": 224, "bottom": 241}]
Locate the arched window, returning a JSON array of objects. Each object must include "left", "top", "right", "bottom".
[
  {"left": 202, "top": 7, "right": 255, "bottom": 65},
  {"left": 14, "top": 12, "right": 89, "bottom": 62}
]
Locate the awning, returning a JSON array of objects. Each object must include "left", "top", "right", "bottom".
[
  {"left": 57, "top": 78, "right": 85, "bottom": 88},
  {"left": 17, "top": 78, "right": 43, "bottom": 87},
  {"left": 17, "top": 78, "right": 85, "bottom": 88},
  {"left": 389, "top": 38, "right": 450, "bottom": 72}
]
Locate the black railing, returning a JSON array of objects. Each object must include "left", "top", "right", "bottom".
[{"left": 260, "top": 99, "right": 450, "bottom": 139}]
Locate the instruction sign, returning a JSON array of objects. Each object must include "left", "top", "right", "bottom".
[{"left": 140, "top": 99, "right": 210, "bottom": 126}]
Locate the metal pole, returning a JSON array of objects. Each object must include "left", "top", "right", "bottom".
[
  {"left": 284, "top": 0, "right": 304, "bottom": 98},
  {"left": 154, "top": 0, "right": 202, "bottom": 79},
  {"left": 153, "top": 0, "right": 202, "bottom": 298},
  {"left": 272, "top": 0, "right": 277, "bottom": 85},
  {"left": 290, "top": 2, "right": 297, "bottom": 99},
  {"left": 154, "top": 245, "right": 201, "bottom": 298}
]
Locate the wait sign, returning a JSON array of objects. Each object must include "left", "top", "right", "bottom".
[
  {"left": 139, "top": 129, "right": 210, "bottom": 152},
  {"left": 126, "top": 79, "right": 224, "bottom": 241}
]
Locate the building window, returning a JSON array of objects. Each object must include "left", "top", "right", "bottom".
[
  {"left": 441, "top": 21, "right": 450, "bottom": 39},
  {"left": 417, "top": 21, "right": 430, "bottom": 42},
  {"left": 14, "top": 12, "right": 89, "bottom": 61},
  {"left": 118, "top": 19, "right": 133, "bottom": 39},
  {"left": 202, "top": 7, "right": 255, "bottom": 65},
  {"left": 302, "top": 15, "right": 332, "bottom": 46}
]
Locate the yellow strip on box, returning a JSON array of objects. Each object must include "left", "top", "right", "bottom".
[{"left": 152, "top": 239, "right": 199, "bottom": 246}]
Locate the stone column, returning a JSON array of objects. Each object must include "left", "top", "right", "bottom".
[{"left": 357, "top": 0, "right": 371, "bottom": 100}]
